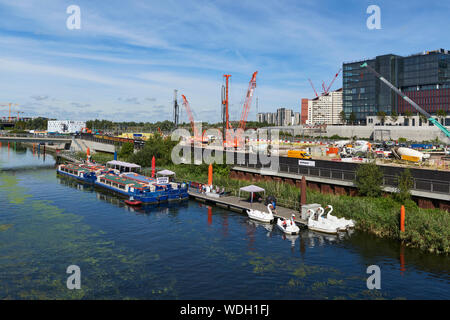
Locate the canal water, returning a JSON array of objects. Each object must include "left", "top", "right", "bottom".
[{"left": 0, "top": 145, "right": 449, "bottom": 299}]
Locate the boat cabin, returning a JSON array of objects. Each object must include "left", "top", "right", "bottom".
[{"left": 106, "top": 160, "right": 141, "bottom": 173}]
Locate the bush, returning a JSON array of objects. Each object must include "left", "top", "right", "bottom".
[
  {"left": 355, "top": 161, "right": 383, "bottom": 197},
  {"left": 394, "top": 168, "right": 413, "bottom": 203},
  {"left": 118, "top": 142, "right": 134, "bottom": 161},
  {"left": 129, "top": 133, "right": 178, "bottom": 167}
]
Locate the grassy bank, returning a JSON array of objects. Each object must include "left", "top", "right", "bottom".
[{"left": 161, "top": 163, "right": 449, "bottom": 255}]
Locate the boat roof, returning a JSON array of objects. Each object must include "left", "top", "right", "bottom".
[
  {"left": 106, "top": 160, "right": 141, "bottom": 169},
  {"left": 62, "top": 164, "right": 90, "bottom": 173},
  {"left": 122, "top": 173, "right": 155, "bottom": 184},
  {"left": 101, "top": 174, "right": 147, "bottom": 189}
]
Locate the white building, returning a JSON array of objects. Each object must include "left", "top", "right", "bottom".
[
  {"left": 47, "top": 120, "right": 86, "bottom": 133},
  {"left": 306, "top": 88, "right": 343, "bottom": 125}
]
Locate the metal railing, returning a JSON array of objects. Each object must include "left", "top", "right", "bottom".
[{"left": 239, "top": 162, "right": 450, "bottom": 195}]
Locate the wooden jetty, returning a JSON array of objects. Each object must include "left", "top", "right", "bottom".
[{"left": 188, "top": 190, "right": 308, "bottom": 226}]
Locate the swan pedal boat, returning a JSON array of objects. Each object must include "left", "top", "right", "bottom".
[
  {"left": 246, "top": 204, "right": 274, "bottom": 223},
  {"left": 324, "top": 205, "right": 355, "bottom": 230},
  {"left": 276, "top": 215, "right": 300, "bottom": 235},
  {"left": 307, "top": 208, "right": 339, "bottom": 234}
]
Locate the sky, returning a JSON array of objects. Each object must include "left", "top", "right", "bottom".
[{"left": 0, "top": 0, "right": 448, "bottom": 123}]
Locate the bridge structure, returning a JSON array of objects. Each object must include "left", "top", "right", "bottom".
[
  {"left": 0, "top": 134, "right": 115, "bottom": 153},
  {"left": 0, "top": 135, "right": 72, "bottom": 144}
]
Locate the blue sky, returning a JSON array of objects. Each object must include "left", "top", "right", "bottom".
[{"left": 0, "top": 0, "right": 448, "bottom": 123}]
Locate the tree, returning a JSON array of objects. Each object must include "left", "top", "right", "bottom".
[
  {"left": 419, "top": 113, "right": 428, "bottom": 126},
  {"left": 349, "top": 112, "right": 357, "bottom": 125},
  {"left": 403, "top": 110, "right": 413, "bottom": 125},
  {"left": 436, "top": 109, "right": 447, "bottom": 125},
  {"left": 376, "top": 111, "right": 387, "bottom": 125},
  {"left": 129, "top": 133, "right": 178, "bottom": 167},
  {"left": 355, "top": 161, "right": 384, "bottom": 197},
  {"left": 339, "top": 110, "right": 346, "bottom": 124},
  {"left": 118, "top": 142, "right": 134, "bottom": 160},
  {"left": 390, "top": 110, "right": 399, "bottom": 123},
  {"left": 394, "top": 168, "right": 413, "bottom": 203}
]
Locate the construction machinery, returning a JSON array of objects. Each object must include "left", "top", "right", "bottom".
[
  {"left": 173, "top": 89, "right": 179, "bottom": 128},
  {"left": 223, "top": 71, "right": 258, "bottom": 148},
  {"left": 0, "top": 103, "right": 19, "bottom": 121},
  {"left": 221, "top": 74, "right": 231, "bottom": 143},
  {"left": 308, "top": 79, "right": 319, "bottom": 98},
  {"left": 15, "top": 111, "right": 25, "bottom": 121},
  {"left": 323, "top": 68, "right": 342, "bottom": 95},
  {"left": 360, "top": 62, "right": 450, "bottom": 139},
  {"left": 181, "top": 94, "right": 207, "bottom": 144}
]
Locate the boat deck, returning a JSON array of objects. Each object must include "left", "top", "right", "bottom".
[
  {"left": 101, "top": 174, "right": 147, "bottom": 189},
  {"left": 188, "top": 190, "right": 307, "bottom": 226}
]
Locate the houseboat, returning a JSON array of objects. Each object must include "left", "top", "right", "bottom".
[
  {"left": 94, "top": 173, "right": 160, "bottom": 204},
  {"left": 57, "top": 163, "right": 100, "bottom": 183}
]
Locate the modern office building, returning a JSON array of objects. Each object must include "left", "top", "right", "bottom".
[{"left": 342, "top": 49, "right": 450, "bottom": 124}]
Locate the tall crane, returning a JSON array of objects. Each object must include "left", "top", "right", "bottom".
[
  {"left": 181, "top": 94, "right": 201, "bottom": 143},
  {"left": 361, "top": 62, "right": 450, "bottom": 139},
  {"left": 15, "top": 111, "right": 25, "bottom": 121},
  {"left": 222, "top": 74, "right": 231, "bottom": 142},
  {"left": 0, "top": 103, "right": 19, "bottom": 121},
  {"left": 173, "top": 89, "right": 179, "bottom": 128},
  {"left": 323, "top": 68, "right": 342, "bottom": 95},
  {"left": 308, "top": 79, "right": 319, "bottom": 98},
  {"left": 237, "top": 71, "right": 258, "bottom": 131}
]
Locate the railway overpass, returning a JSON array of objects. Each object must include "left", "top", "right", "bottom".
[{"left": 0, "top": 135, "right": 115, "bottom": 153}]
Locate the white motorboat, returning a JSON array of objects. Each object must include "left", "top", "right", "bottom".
[
  {"left": 307, "top": 208, "right": 339, "bottom": 234},
  {"left": 276, "top": 214, "right": 300, "bottom": 235},
  {"left": 324, "top": 205, "right": 355, "bottom": 229},
  {"left": 247, "top": 204, "right": 274, "bottom": 223}
]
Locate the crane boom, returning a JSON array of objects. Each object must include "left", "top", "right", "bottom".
[
  {"left": 181, "top": 95, "right": 200, "bottom": 141},
  {"left": 308, "top": 79, "right": 319, "bottom": 97},
  {"left": 361, "top": 62, "right": 450, "bottom": 139},
  {"left": 238, "top": 71, "right": 258, "bottom": 131},
  {"left": 325, "top": 68, "right": 342, "bottom": 94}
]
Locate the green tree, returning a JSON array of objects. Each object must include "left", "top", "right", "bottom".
[
  {"left": 129, "top": 133, "right": 178, "bottom": 167},
  {"left": 419, "top": 113, "right": 428, "bottom": 126},
  {"left": 355, "top": 161, "right": 384, "bottom": 197},
  {"left": 339, "top": 110, "right": 346, "bottom": 124},
  {"left": 376, "top": 111, "right": 387, "bottom": 125},
  {"left": 436, "top": 109, "right": 447, "bottom": 125},
  {"left": 394, "top": 168, "right": 413, "bottom": 203},
  {"left": 390, "top": 110, "right": 398, "bottom": 123},
  {"left": 403, "top": 110, "right": 413, "bottom": 125},
  {"left": 349, "top": 112, "right": 357, "bottom": 125},
  {"left": 118, "top": 142, "right": 134, "bottom": 160}
]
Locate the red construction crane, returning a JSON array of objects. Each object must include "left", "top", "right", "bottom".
[
  {"left": 323, "top": 68, "right": 342, "bottom": 95},
  {"left": 308, "top": 79, "right": 319, "bottom": 98},
  {"left": 181, "top": 94, "right": 199, "bottom": 141},
  {"left": 237, "top": 71, "right": 258, "bottom": 131}
]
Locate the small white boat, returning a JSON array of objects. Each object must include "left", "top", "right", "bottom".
[
  {"left": 247, "top": 204, "right": 274, "bottom": 223},
  {"left": 324, "top": 205, "right": 355, "bottom": 229},
  {"left": 307, "top": 208, "right": 339, "bottom": 234},
  {"left": 276, "top": 214, "right": 300, "bottom": 235}
]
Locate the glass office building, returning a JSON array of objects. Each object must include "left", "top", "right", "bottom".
[{"left": 343, "top": 49, "right": 450, "bottom": 124}]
